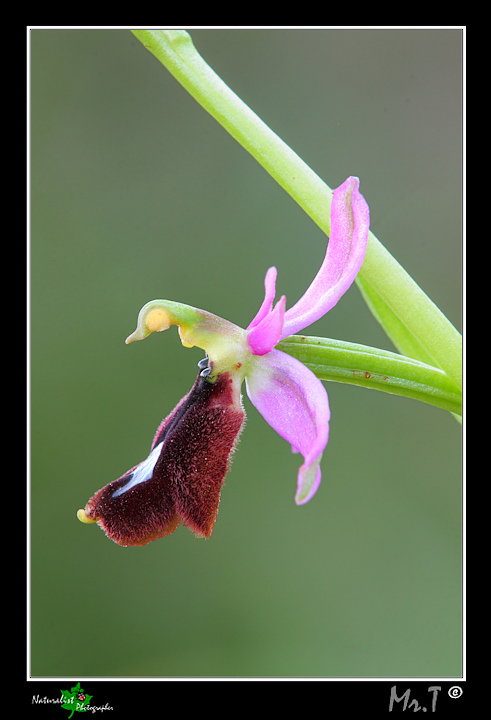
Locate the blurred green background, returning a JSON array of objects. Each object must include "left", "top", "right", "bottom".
[{"left": 30, "top": 28, "right": 462, "bottom": 678}]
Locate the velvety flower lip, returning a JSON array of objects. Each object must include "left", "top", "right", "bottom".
[
  {"left": 79, "top": 371, "right": 245, "bottom": 546},
  {"left": 78, "top": 176, "right": 369, "bottom": 544}
]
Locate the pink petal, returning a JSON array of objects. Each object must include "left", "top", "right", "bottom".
[
  {"left": 281, "top": 176, "right": 370, "bottom": 338},
  {"left": 247, "top": 266, "right": 278, "bottom": 329},
  {"left": 247, "top": 295, "right": 286, "bottom": 356},
  {"left": 245, "top": 348, "right": 330, "bottom": 504}
]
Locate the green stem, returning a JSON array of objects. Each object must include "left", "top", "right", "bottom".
[
  {"left": 131, "top": 29, "right": 462, "bottom": 392},
  {"left": 277, "top": 336, "right": 462, "bottom": 416},
  {"left": 131, "top": 30, "right": 332, "bottom": 228}
]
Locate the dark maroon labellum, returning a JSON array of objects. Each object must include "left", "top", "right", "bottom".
[{"left": 84, "top": 372, "right": 245, "bottom": 546}]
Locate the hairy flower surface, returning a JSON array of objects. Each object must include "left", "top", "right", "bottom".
[{"left": 78, "top": 177, "right": 369, "bottom": 545}]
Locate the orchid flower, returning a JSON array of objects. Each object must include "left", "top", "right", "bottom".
[{"left": 77, "top": 176, "right": 369, "bottom": 546}]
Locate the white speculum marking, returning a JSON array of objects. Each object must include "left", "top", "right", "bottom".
[{"left": 111, "top": 441, "right": 164, "bottom": 498}]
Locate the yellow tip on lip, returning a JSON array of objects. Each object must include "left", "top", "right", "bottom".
[{"left": 77, "top": 508, "right": 97, "bottom": 524}]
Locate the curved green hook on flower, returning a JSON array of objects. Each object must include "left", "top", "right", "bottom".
[
  {"left": 125, "top": 299, "right": 250, "bottom": 380},
  {"left": 78, "top": 177, "right": 369, "bottom": 546}
]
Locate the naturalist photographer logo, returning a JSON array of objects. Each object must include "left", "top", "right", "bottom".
[{"left": 31, "top": 682, "right": 113, "bottom": 716}]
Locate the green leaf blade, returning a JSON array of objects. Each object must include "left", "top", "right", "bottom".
[{"left": 277, "top": 335, "right": 462, "bottom": 416}]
